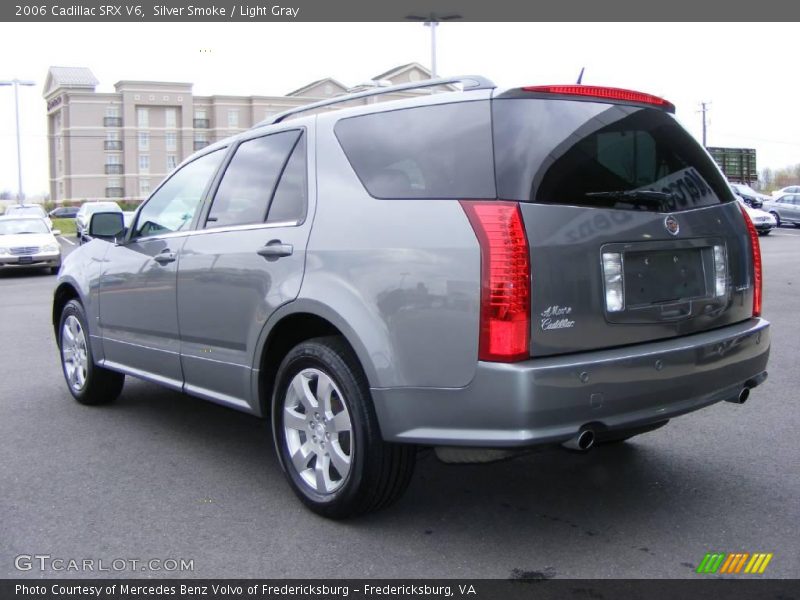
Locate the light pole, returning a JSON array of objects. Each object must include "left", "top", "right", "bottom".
[
  {"left": 405, "top": 13, "right": 462, "bottom": 78},
  {"left": 0, "top": 78, "right": 36, "bottom": 204}
]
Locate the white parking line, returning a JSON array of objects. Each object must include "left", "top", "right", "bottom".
[{"left": 59, "top": 236, "right": 75, "bottom": 246}]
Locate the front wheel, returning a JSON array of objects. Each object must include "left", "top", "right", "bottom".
[
  {"left": 272, "top": 336, "right": 415, "bottom": 519},
  {"left": 770, "top": 212, "right": 780, "bottom": 227},
  {"left": 58, "top": 299, "right": 124, "bottom": 405}
]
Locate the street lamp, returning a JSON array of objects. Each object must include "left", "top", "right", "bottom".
[
  {"left": 405, "top": 12, "right": 462, "bottom": 78},
  {"left": 0, "top": 78, "right": 36, "bottom": 204}
]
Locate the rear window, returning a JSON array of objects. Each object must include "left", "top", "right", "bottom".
[
  {"left": 493, "top": 99, "right": 733, "bottom": 211},
  {"left": 335, "top": 101, "right": 495, "bottom": 199}
]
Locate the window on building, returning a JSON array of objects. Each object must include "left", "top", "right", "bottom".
[
  {"left": 106, "top": 154, "right": 121, "bottom": 165},
  {"left": 54, "top": 113, "right": 62, "bottom": 130},
  {"left": 227, "top": 110, "right": 239, "bottom": 128},
  {"left": 139, "top": 155, "right": 150, "bottom": 173},
  {"left": 195, "top": 109, "right": 207, "bottom": 120},
  {"left": 165, "top": 108, "right": 177, "bottom": 128},
  {"left": 107, "top": 178, "right": 121, "bottom": 189},
  {"left": 139, "top": 179, "right": 151, "bottom": 197},
  {"left": 105, "top": 105, "right": 119, "bottom": 118},
  {"left": 57, "top": 159, "right": 63, "bottom": 173},
  {"left": 58, "top": 182, "right": 64, "bottom": 198},
  {"left": 138, "top": 132, "right": 150, "bottom": 152},
  {"left": 137, "top": 108, "right": 149, "bottom": 128},
  {"left": 106, "top": 131, "right": 119, "bottom": 142},
  {"left": 206, "top": 130, "right": 301, "bottom": 228},
  {"left": 133, "top": 149, "right": 225, "bottom": 239},
  {"left": 166, "top": 132, "right": 177, "bottom": 151},
  {"left": 56, "top": 137, "right": 62, "bottom": 151},
  {"left": 167, "top": 155, "right": 177, "bottom": 171}
]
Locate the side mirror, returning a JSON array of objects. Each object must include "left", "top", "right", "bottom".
[{"left": 88, "top": 212, "right": 125, "bottom": 241}]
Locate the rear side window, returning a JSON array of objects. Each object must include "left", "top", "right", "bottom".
[
  {"left": 267, "top": 133, "right": 307, "bottom": 223},
  {"left": 207, "top": 130, "right": 301, "bottom": 228},
  {"left": 493, "top": 99, "right": 732, "bottom": 211},
  {"left": 335, "top": 101, "right": 495, "bottom": 199}
]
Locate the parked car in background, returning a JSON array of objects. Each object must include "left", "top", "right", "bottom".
[
  {"left": 737, "top": 198, "right": 776, "bottom": 234},
  {"left": 730, "top": 183, "right": 767, "bottom": 209},
  {"left": 0, "top": 216, "right": 62, "bottom": 273},
  {"left": 4, "top": 204, "right": 54, "bottom": 231},
  {"left": 75, "top": 201, "right": 122, "bottom": 242},
  {"left": 771, "top": 185, "right": 800, "bottom": 198},
  {"left": 762, "top": 194, "right": 800, "bottom": 228},
  {"left": 49, "top": 206, "right": 80, "bottom": 219},
  {"left": 53, "top": 77, "right": 770, "bottom": 519}
]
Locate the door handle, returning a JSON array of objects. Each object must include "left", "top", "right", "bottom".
[
  {"left": 257, "top": 240, "right": 293, "bottom": 261},
  {"left": 153, "top": 251, "right": 177, "bottom": 265}
]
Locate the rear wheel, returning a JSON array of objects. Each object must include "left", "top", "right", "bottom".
[
  {"left": 272, "top": 336, "right": 415, "bottom": 519},
  {"left": 58, "top": 299, "right": 124, "bottom": 405}
]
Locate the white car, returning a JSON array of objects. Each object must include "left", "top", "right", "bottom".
[
  {"left": 0, "top": 215, "right": 62, "bottom": 273},
  {"left": 4, "top": 204, "right": 54, "bottom": 231},
  {"left": 771, "top": 185, "right": 800, "bottom": 198},
  {"left": 76, "top": 201, "right": 122, "bottom": 242},
  {"left": 738, "top": 198, "right": 776, "bottom": 235}
]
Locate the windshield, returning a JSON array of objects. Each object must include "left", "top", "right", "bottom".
[
  {"left": 6, "top": 206, "right": 45, "bottom": 217},
  {"left": 493, "top": 99, "right": 733, "bottom": 211},
  {"left": 0, "top": 219, "right": 50, "bottom": 235},
  {"left": 84, "top": 203, "right": 120, "bottom": 214}
]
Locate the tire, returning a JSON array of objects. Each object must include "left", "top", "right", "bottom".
[
  {"left": 596, "top": 420, "right": 669, "bottom": 445},
  {"left": 272, "top": 336, "right": 415, "bottom": 519},
  {"left": 49, "top": 266, "right": 59, "bottom": 275},
  {"left": 759, "top": 230, "right": 770, "bottom": 236},
  {"left": 58, "top": 299, "right": 124, "bottom": 405},
  {"left": 770, "top": 212, "right": 780, "bottom": 227}
]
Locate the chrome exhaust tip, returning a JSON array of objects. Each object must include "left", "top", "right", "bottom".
[
  {"left": 725, "top": 387, "right": 750, "bottom": 404},
  {"left": 562, "top": 429, "right": 595, "bottom": 451}
]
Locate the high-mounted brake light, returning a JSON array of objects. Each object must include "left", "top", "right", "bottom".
[
  {"left": 522, "top": 85, "right": 675, "bottom": 112},
  {"left": 460, "top": 201, "right": 530, "bottom": 362},
  {"left": 739, "top": 204, "right": 762, "bottom": 317}
]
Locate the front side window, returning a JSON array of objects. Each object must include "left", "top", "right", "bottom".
[
  {"left": 133, "top": 149, "right": 225, "bottom": 239},
  {"left": 206, "top": 130, "right": 301, "bottom": 228}
]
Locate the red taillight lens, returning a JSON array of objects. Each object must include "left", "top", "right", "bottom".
[
  {"left": 460, "top": 201, "right": 531, "bottom": 362},
  {"left": 739, "top": 204, "right": 762, "bottom": 317},
  {"left": 522, "top": 85, "right": 675, "bottom": 112}
]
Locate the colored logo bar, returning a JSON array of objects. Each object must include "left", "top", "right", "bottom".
[{"left": 696, "top": 552, "right": 773, "bottom": 574}]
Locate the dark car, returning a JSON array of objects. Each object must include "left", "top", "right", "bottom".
[{"left": 48, "top": 206, "right": 79, "bottom": 219}]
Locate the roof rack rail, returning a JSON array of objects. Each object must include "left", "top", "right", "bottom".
[{"left": 256, "top": 75, "right": 496, "bottom": 127}]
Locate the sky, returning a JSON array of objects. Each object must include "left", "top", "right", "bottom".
[{"left": 0, "top": 21, "right": 798, "bottom": 198}]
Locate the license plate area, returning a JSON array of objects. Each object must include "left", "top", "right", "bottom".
[
  {"left": 601, "top": 238, "right": 725, "bottom": 324},
  {"left": 624, "top": 248, "right": 706, "bottom": 306},
  {"left": 17, "top": 256, "right": 33, "bottom": 264}
]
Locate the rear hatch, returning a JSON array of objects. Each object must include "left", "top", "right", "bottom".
[{"left": 492, "top": 89, "right": 755, "bottom": 357}]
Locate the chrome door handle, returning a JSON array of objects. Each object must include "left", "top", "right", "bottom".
[
  {"left": 153, "top": 251, "right": 176, "bottom": 265},
  {"left": 257, "top": 240, "right": 293, "bottom": 261}
]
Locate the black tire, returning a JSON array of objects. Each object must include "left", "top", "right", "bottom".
[
  {"left": 49, "top": 266, "right": 59, "bottom": 275},
  {"left": 759, "top": 230, "right": 770, "bottom": 236},
  {"left": 770, "top": 212, "right": 780, "bottom": 227},
  {"left": 272, "top": 336, "right": 415, "bottom": 519},
  {"left": 58, "top": 299, "right": 124, "bottom": 405},
  {"left": 596, "top": 420, "right": 669, "bottom": 445}
]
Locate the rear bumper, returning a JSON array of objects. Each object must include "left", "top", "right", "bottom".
[{"left": 372, "top": 318, "right": 770, "bottom": 447}]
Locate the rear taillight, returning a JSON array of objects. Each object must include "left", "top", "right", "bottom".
[
  {"left": 739, "top": 204, "right": 762, "bottom": 317},
  {"left": 460, "top": 201, "right": 530, "bottom": 362},
  {"left": 522, "top": 85, "right": 675, "bottom": 112}
]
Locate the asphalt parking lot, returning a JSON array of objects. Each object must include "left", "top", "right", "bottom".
[{"left": 1, "top": 228, "right": 799, "bottom": 579}]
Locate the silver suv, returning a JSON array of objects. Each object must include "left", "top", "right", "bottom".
[{"left": 53, "top": 76, "right": 770, "bottom": 518}]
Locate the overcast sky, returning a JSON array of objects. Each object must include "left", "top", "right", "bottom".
[{"left": 0, "top": 22, "right": 797, "bottom": 197}]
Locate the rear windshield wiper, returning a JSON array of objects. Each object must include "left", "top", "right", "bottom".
[{"left": 585, "top": 190, "right": 675, "bottom": 204}]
